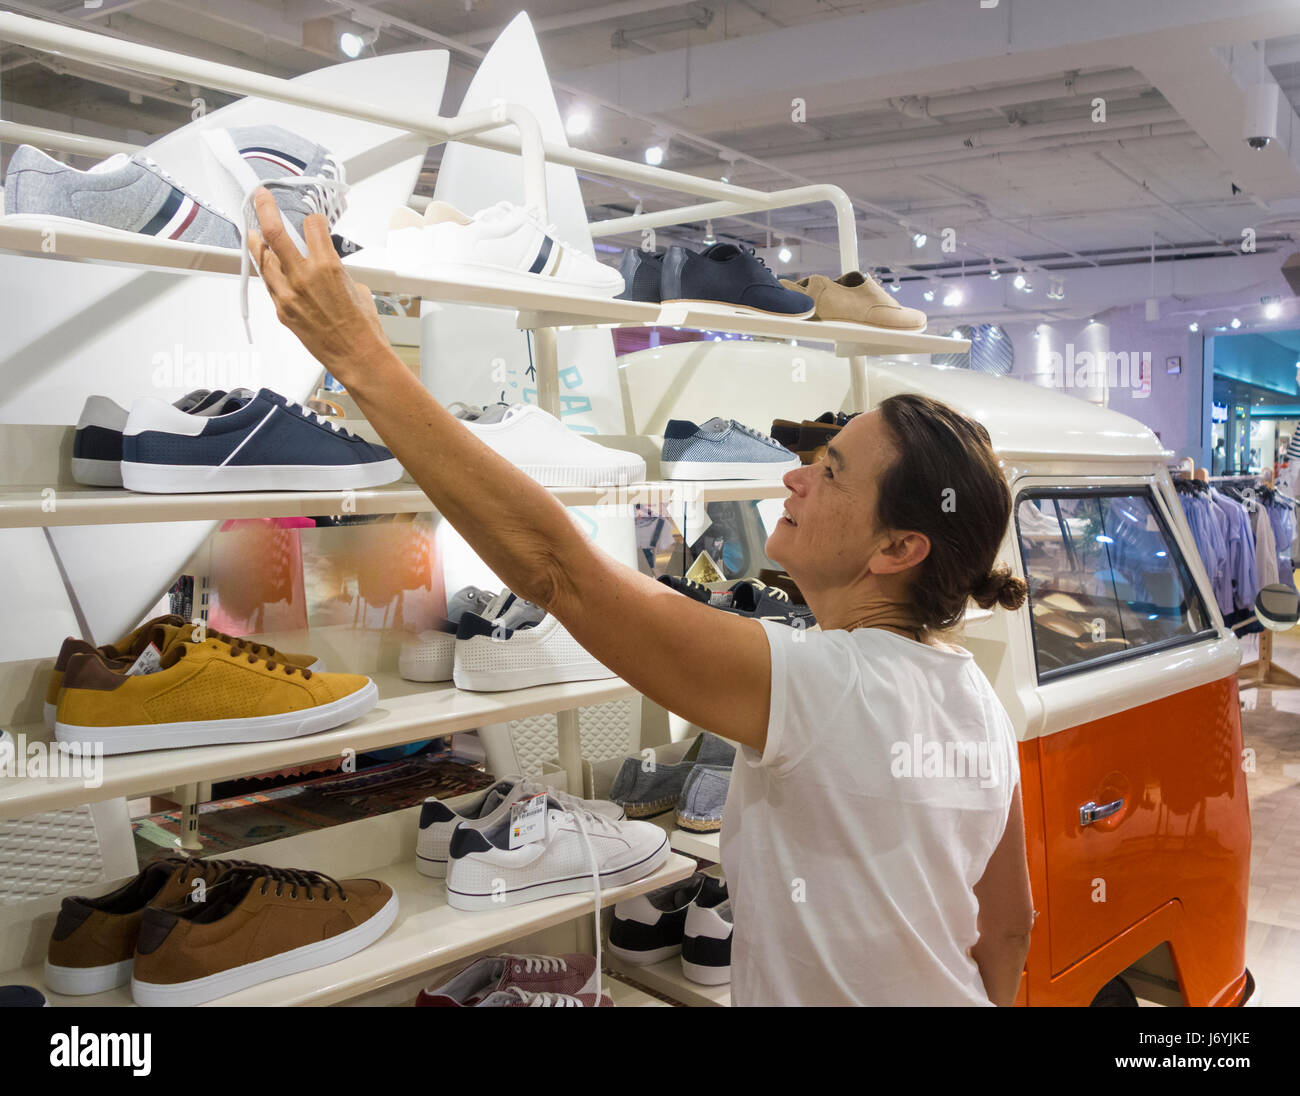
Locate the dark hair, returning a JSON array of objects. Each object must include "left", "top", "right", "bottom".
[{"left": 875, "top": 393, "right": 1028, "bottom": 631}]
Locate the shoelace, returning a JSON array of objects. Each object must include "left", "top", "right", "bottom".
[
  {"left": 504, "top": 954, "right": 568, "bottom": 974},
  {"left": 222, "top": 863, "right": 349, "bottom": 901},
  {"left": 730, "top": 420, "right": 786, "bottom": 448},
  {"left": 509, "top": 988, "right": 583, "bottom": 1007},
  {"left": 565, "top": 803, "right": 608, "bottom": 997},
  {"left": 287, "top": 397, "right": 355, "bottom": 436},
  {"left": 135, "top": 154, "right": 234, "bottom": 221},
  {"left": 223, "top": 642, "right": 312, "bottom": 679}
]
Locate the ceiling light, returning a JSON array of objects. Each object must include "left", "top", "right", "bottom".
[
  {"left": 943, "top": 286, "right": 965, "bottom": 307},
  {"left": 889, "top": 280, "right": 901, "bottom": 293},
  {"left": 1231, "top": 317, "right": 1242, "bottom": 329},
  {"left": 1012, "top": 273, "right": 1027, "bottom": 290},
  {"left": 990, "top": 325, "right": 1001, "bottom": 338},
  {"left": 912, "top": 232, "right": 928, "bottom": 248},
  {"left": 644, "top": 144, "right": 664, "bottom": 166},
  {"left": 702, "top": 220, "right": 716, "bottom": 246},
  {"left": 923, "top": 288, "right": 936, "bottom": 302},
  {"left": 1088, "top": 317, "right": 1096, "bottom": 324},
  {"left": 988, "top": 267, "right": 1001, "bottom": 280},
  {"left": 1189, "top": 321, "right": 1199, "bottom": 332},
  {"left": 777, "top": 242, "right": 793, "bottom": 263},
  {"left": 1215, "top": 324, "right": 1227, "bottom": 332},
  {"left": 339, "top": 30, "right": 375, "bottom": 57},
  {"left": 1032, "top": 327, "right": 1041, "bottom": 339},
  {"left": 565, "top": 107, "right": 591, "bottom": 137},
  {"left": 720, "top": 172, "right": 731, "bottom": 184},
  {"left": 1265, "top": 301, "right": 1282, "bottom": 320}
]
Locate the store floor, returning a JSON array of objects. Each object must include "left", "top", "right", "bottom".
[{"left": 1242, "top": 630, "right": 1300, "bottom": 1006}]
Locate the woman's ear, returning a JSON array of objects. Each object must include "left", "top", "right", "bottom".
[{"left": 871, "top": 530, "right": 932, "bottom": 575}]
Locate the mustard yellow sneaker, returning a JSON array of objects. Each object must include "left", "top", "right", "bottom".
[
  {"left": 44, "top": 614, "right": 322, "bottom": 730},
  {"left": 53, "top": 635, "right": 375, "bottom": 755}
]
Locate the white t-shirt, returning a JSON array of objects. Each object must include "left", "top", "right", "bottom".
[{"left": 719, "top": 620, "right": 1019, "bottom": 1006}]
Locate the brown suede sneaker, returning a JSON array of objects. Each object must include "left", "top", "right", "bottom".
[
  {"left": 779, "top": 271, "right": 927, "bottom": 331},
  {"left": 45, "top": 855, "right": 248, "bottom": 996},
  {"left": 131, "top": 865, "right": 397, "bottom": 1006}
]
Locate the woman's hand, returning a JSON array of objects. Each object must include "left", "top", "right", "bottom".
[{"left": 248, "top": 187, "right": 389, "bottom": 383}]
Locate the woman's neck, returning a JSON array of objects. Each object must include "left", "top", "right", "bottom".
[{"left": 803, "top": 579, "right": 924, "bottom": 638}]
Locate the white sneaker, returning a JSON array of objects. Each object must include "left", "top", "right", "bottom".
[
  {"left": 417, "top": 776, "right": 625, "bottom": 879},
  {"left": 445, "top": 795, "right": 669, "bottom": 910},
  {"left": 681, "top": 896, "right": 733, "bottom": 985},
  {"left": 398, "top": 585, "right": 498, "bottom": 683},
  {"left": 462, "top": 404, "right": 645, "bottom": 488},
  {"left": 452, "top": 607, "right": 616, "bottom": 692},
  {"left": 349, "top": 201, "right": 624, "bottom": 297}
]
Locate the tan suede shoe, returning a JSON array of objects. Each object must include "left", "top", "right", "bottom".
[
  {"left": 131, "top": 865, "right": 397, "bottom": 1006},
  {"left": 45, "top": 855, "right": 250, "bottom": 996},
  {"left": 779, "top": 271, "right": 927, "bottom": 330}
]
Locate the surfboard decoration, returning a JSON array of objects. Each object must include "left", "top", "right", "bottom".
[
  {"left": 0, "top": 50, "right": 446, "bottom": 654},
  {"left": 421, "top": 11, "right": 624, "bottom": 437}
]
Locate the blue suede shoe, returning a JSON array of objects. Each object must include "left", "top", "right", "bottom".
[
  {"left": 616, "top": 247, "right": 664, "bottom": 303},
  {"left": 660, "top": 243, "right": 814, "bottom": 317}
]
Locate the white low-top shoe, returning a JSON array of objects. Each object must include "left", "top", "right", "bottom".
[
  {"left": 348, "top": 201, "right": 624, "bottom": 297},
  {"left": 417, "top": 776, "right": 625, "bottom": 879},
  {"left": 398, "top": 585, "right": 498, "bottom": 683},
  {"left": 461, "top": 404, "right": 645, "bottom": 488},
  {"left": 452, "top": 607, "right": 617, "bottom": 692},
  {"left": 445, "top": 794, "right": 669, "bottom": 910}
]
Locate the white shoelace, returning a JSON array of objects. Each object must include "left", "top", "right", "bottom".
[
  {"left": 730, "top": 420, "right": 785, "bottom": 449},
  {"left": 510, "top": 988, "right": 583, "bottom": 1007},
  {"left": 565, "top": 804, "right": 608, "bottom": 1001},
  {"left": 286, "top": 397, "right": 353, "bottom": 435},
  {"left": 503, "top": 954, "right": 568, "bottom": 974}
]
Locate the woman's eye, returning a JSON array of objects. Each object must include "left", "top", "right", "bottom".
[{"left": 823, "top": 465, "right": 833, "bottom": 479}]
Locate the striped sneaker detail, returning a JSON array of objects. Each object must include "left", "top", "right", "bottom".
[
  {"left": 238, "top": 146, "right": 307, "bottom": 175},
  {"left": 140, "top": 188, "right": 199, "bottom": 240}
]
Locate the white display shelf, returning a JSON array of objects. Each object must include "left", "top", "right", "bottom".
[
  {"left": 0, "top": 478, "right": 789, "bottom": 530},
  {"left": 668, "top": 827, "right": 721, "bottom": 862},
  {"left": 606, "top": 955, "right": 731, "bottom": 1008},
  {"left": 3, "top": 855, "right": 695, "bottom": 1007},
  {"left": 605, "top": 975, "right": 673, "bottom": 1008},
  {"left": 0, "top": 222, "right": 969, "bottom": 357},
  {"left": 0, "top": 669, "right": 635, "bottom": 821}
]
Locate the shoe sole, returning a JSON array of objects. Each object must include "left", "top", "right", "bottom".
[
  {"left": 659, "top": 297, "right": 815, "bottom": 320},
  {"left": 415, "top": 851, "right": 447, "bottom": 879},
  {"left": 71, "top": 457, "right": 124, "bottom": 488},
  {"left": 120, "top": 459, "right": 403, "bottom": 493},
  {"left": 452, "top": 660, "right": 618, "bottom": 692},
  {"left": 398, "top": 647, "right": 455, "bottom": 683},
  {"left": 44, "top": 957, "right": 133, "bottom": 996},
  {"left": 607, "top": 940, "right": 682, "bottom": 966},
  {"left": 55, "top": 680, "right": 378, "bottom": 756},
  {"left": 506, "top": 462, "right": 646, "bottom": 488},
  {"left": 0, "top": 212, "right": 222, "bottom": 246},
  {"left": 660, "top": 458, "right": 800, "bottom": 481},
  {"left": 445, "top": 832, "right": 669, "bottom": 911},
  {"left": 680, "top": 957, "right": 731, "bottom": 985},
  {"left": 675, "top": 815, "right": 722, "bottom": 834},
  {"left": 131, "top": 892, "right": 399, "bottom": 1007}
]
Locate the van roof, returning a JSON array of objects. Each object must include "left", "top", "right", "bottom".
[{"left": 866, "top": 360, "right": 1170, "bottom": 463}]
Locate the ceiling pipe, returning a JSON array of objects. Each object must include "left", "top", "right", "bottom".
[
  {"left": 459, "top": 0, "right": 698, "bottom": 46},
  {"left": 888, "top": 68, "right": 1150, "bottom": 121}
]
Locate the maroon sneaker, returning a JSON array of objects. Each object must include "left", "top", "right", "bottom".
[{"left": 416, "top": 953, "right": 610, "bottom": 1006}]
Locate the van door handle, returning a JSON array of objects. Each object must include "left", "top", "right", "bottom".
[{"left": 1079, "top": 798, "right": 1124, "bottom": 826}]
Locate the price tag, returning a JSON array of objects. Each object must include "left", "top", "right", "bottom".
[
  {"left": 126, "top": 642, "right": 163, "bottom": 676},
  {"left": 508, "top": 792, "right": 548, "bottom": 849}
]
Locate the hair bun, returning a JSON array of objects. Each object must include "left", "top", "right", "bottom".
[{"left": 972, "top": 566, "right": 1028, "bottom": 612}]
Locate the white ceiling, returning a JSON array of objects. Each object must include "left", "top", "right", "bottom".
[{"left": 5, "top": 0, "right": 1300, "bottom": 326}]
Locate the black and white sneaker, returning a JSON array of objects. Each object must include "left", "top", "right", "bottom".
[
  {"left": 609, "top": 872, "right": 722, "bottom": 965},
  {"left": 121, "top": 387, "right": 402, "bottom": 492},
  {"left": 72, "top": 390, "right": 228, "bottom": 487},
  {"left": 681, "top": 879, "right": 732, "bottom": 985}
]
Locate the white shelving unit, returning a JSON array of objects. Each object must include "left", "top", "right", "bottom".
[
  {"left": 606, "top": 955, "right": 731, "bottom": 1008},
  {"left": 0, "top": 8, "right": 969, "bottom": 1009}
]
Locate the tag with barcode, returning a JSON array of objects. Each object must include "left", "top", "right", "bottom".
[
  {"left": 508, "top": 792, "right": 548, "bottom": 849},
  {"left": 126, "top": 642, "right": 163, "bottom": 676}
]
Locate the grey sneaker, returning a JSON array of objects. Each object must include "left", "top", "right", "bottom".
[
  {"left": 661, "top": 417, "right": 801, "bottom": 480},
  {"left": 607, "top": 732, "right": 736, "bottom": 819},
  {"left": 3, "top": 145, "right": 239, "bottom": 245},
  {"left": 675, "top": 764, "right": 731, "bottom": 834}
]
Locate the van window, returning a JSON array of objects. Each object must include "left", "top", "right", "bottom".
[{"left": 1015, "top": 488, "right": 1215, "bottom": 682}]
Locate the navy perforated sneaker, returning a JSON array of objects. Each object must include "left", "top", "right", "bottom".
[
  {"left": 661, "top": 243, "right": 814, "bottom": 317},
  {"left": 73, "top": 389, "right": 229, "bottom": 487},
  {"left": 661, "top": 417, "right": 800, "bottom": 480},
  {"left": 615, "top": 247, "right": 664, "bottom": 303},
  {"left": 120, "top": 387, "right": 402, "bottom": 492}
]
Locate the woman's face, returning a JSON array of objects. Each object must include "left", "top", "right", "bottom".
[{"left": 766, "top": 409, "right": 898, "bottom": 587}]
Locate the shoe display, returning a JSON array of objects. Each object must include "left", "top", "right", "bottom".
[
  {"left": 2, "top": 144, "right": 240, "bottom": 245},
  {"left": 769, "top": 411, "right": 859, "bottom": 464},
  {"left": 605, "top": 732, "right": 736, "bottom": 820},
  {"left": 398, "top": 585, "right": 497, "bottom": 683},
  {"left": 452, "top": 601, "right": 618, "bottom": 692},
  {"left": 444, "top": 794, "right": 669, "bottom": 911},
  {"left": 657, "top": 575, "right": 815, "bottom": 627},
  {"left": 461, "top": 403, "right": 645, "bottom": 488},
  {"left": 350, "top": 200, "right": 623, "bottom": 297},
  {"left": 417, "top": 775, "right": 624, "bottom": 878},
  {"left": 675, "top": 764, "right": 731, "bottom": 833},
  {"left": 73, "top": 389, "right": 228, "bottom": 487},
  {"left": 615, "top": 247, "right": 664, "bottom": 303},
  {"left": 44, "top": 613, "right": 322, "bottom": 730},
  {"left": 416, "top": 952, "right": 609, "bottom": 1006},
  {"left": 661, "top": 417, "right": 800, "bottom": 480},
  {"left": 660, "top": 243, "right": 814, "bottom": 317},
  {"left": 45, "top": 855, "right": 241, "bottom": 996},
  {"left": 608, "top": 872, "right": 720, "bottom": 965},
  {"left": 778, "top": 271, "right": 927, "bottom": 331},
  {"left": 682, "top": 893, "right": 733, "bottom": 985},
  {"left": 53, "top": 632, "right": 375, "bottom": 756},
  {"left": 121, "top": 386, "right": 402, "bottom": 492},
  {"left": 130, "top": 864, "right": 396, "bottom": 1007}
]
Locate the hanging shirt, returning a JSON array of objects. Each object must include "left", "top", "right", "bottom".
[
  {"left": 1254, "top": 504, "right": 1280, "bottom": 589},
  {"left": 721, "top": 622, "right": 1018, "bottom": 1006},
  {"left": 1210, "top": 489, "right": 1260, "bottom": 613}
]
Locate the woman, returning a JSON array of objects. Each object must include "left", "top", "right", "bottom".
[{"left": 249, "top": 192, "right": 1036, "bottom": 1006}]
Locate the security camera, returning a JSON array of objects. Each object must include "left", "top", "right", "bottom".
[{"left": 1244, "top": 83, "right": 1280, "bottom": 150}]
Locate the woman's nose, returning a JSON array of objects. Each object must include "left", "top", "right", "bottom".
[{"left": 783, "top": 464, "right": 808, "bottom": 494}]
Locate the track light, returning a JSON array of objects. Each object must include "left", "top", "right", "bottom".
[
  {"left": 777, "top": 241, "right": 792, "bottom": 264},
  {"left": 702, "top": 220, "right": 716, "bottom": 246},
  {"left": 339, "top": 29, "right": 376, "bottom": 57},
  {"left": 1047, "top": 280, "right": 1065, "bottom": 301},
  {"left": 888, "top": 279, "right": 901, "bottom": 293},
  {"left": 912, "top": 232, "right": 928, "bottom": 248},
  {"left": 943, "top": 286, "right": 965, "bottom": 307},
  {"left": 644, "top": 144, "right": 664, "bottom": 166},
  {"left": 923, "top": 287, "right": 936, "bottom": 302},
  {"left": 1012, "top": 272, "right": 1027, "bottom": 290},
  {"left": 1189, "top": 321, "right": 1199, "bottom": 332},
  {"left": 990, "top": 325, "right": 1002, "bottom": 338},
  {"left": 988, "top": 267, "right": 1001, "bottom": 280},
  {"left": 565, "top": 107, "right": 591, "bottom": 137},
  {"left": 1265, "top": 300, "right": 1282, "bottom": 320},
  {"left": 1231, "top": 316, "right": 1242, "bottom": 329}
]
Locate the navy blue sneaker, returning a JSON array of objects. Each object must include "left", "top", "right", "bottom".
[
  {"left": 121, "top": 387, "right": 402, "bottom": 492},
  {"left": 0, "top": 985, "right": 48, "bottom": 1007},
  {"left": 661, "top": 243, "right": 814, "bottom": 317},
  {"left": 72, "top": 390, "right": 229, "bottom": 487},
  {"left": 615, "top": 247, "right": 664, "bottom": 303}
]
